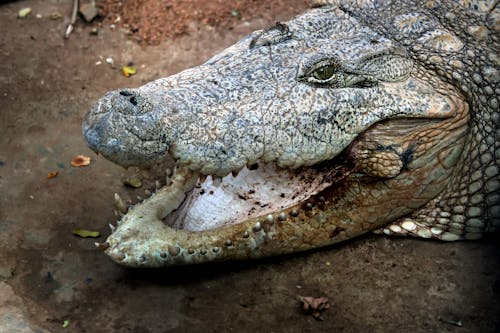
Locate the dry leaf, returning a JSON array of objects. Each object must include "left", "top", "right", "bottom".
[
  {"left": 47, "top": 171, "right": 58, "bottom": 179},
  {"left": 18, "top": 8, "right": 32, "bottom": 18},
  {"left": 73, "top": 229, "right": 100, "bottom": 238},
  {"left": 298, "top": 296, "right": 330, "bottom": 320},
  {"left": 71, "top": 155, "right": 91, "bottom": 167},
  {"left": 122, "top": 65, "right": 137, "bottom": 77}
]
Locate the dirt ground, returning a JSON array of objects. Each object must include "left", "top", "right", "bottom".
[
  {"left": 96, "top": 0, "right": 310, "bottom": 45},
  {"left": 1, "top": 1, "right": 499, "bottom": 332}
]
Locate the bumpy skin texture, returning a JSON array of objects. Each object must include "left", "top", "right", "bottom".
[{"left": 83, "top": 0, "right": 499, "bottom": 267}]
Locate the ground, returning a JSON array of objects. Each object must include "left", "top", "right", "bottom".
[{"left": 0, "top": 1, "right": 499, "bottom": 332}]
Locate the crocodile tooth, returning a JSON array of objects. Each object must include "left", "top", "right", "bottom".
[
  {"left": 165, "top": 167, "right": 173, "bottom": 177},
  {"left": 95, "top": 242, "right": 110, "bottom": 251},
  {"left": 212, "top": 176, "right": 222, "bottom": 187},
  {"left": 155, "top": 180, "right": 161, "bottom": 189},
  {"left": 137, "top": 195, "right": 143, "bottom": 202},
  {"left": 113, "top": 209, "right": 120, "bottom": 218},
  {"left": 165, "top": 175, "right": 172, "bottom": 186},
  {"left": 114, "top": 193, "right": 127, "bottom": 213},
  {"left": 109, "top": 223, "right": 116, "bottom": 232},
  {"left": 144, "top": 189, "right": 151, "bottom": 196}
]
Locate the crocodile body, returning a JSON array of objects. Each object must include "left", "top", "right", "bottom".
[{"left": 83, "top": 0, "right": 499, "bottom": 267}]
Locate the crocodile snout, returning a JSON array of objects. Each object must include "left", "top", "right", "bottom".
[{"left": 82, "top": 89, "right": 170, "bottom": 167}]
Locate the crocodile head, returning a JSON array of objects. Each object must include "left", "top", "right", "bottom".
[{"left": 83, "top": 6, "right": 470, "bottom": 267}]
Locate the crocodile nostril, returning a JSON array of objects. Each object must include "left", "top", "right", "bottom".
[
  {"left": 112, "top": 90, "right": 151, "bottom": 115},
  {"left": 119, "top": 90, "right": 134, "bottom": 96}
]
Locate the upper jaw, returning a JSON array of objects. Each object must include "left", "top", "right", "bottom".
[{"left": 84, "top": 75, "right": 456, "bottom": 177}]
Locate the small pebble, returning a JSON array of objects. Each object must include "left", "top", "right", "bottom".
[
  {"left": 79, "top": 3, "right": 98, "bottom": 22},
  {"left": 50, "top": 12, "right": 63, "bottom": 20},
  {"left": 122, "top": 177, "right": 142, "bottom": 188}
]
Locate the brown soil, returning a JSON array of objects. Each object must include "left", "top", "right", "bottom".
[
  {"left": 0, "top": 1, "right": 499, "bottom": 332},
  {"left": 97, "top": 0, "right": 310, "bottom": 45}
]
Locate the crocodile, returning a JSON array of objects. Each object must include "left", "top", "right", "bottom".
[{"left": 83, "top": 0, "right": 499, "bottom": 267}]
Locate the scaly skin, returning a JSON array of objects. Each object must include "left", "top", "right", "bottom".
[{"left": 83, "top": 0, "right": 498, "bottom": 267}]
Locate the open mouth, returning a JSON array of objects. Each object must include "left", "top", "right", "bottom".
[
  {"left": 100, "top": 151, "right": 354, "bottom": 266},
  {"left": 164, "top": 159, "right": 351, "bottom": 232}
]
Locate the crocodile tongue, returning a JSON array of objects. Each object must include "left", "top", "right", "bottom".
[{"left": 164, "top": 163, "right": 336, "bottom": 231}]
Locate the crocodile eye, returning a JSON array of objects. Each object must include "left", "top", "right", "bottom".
[
  {"left": 297, "top": 59, "right": 344, "bottom": 86},
  {"left": 312, "top": 64, "right": 337, "bottom": 81}
]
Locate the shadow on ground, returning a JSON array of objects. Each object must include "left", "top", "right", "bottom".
[{"left": 0, "top": 1, "right": 499, "bottom": 332}]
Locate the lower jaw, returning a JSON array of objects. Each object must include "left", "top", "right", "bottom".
[{"left": 101, "top": 159, "right": 361, "bottom": 267}]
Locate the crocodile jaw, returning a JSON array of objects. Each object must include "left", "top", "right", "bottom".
[
  {"left": 104, "top": 159, "right": 352, "bottom": 266},
  {"left": 90, "top": 72, "right": 469, "bottom": 267},
  {"left": 102, "top": 89, "right": 468, "bottom": 268}
]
